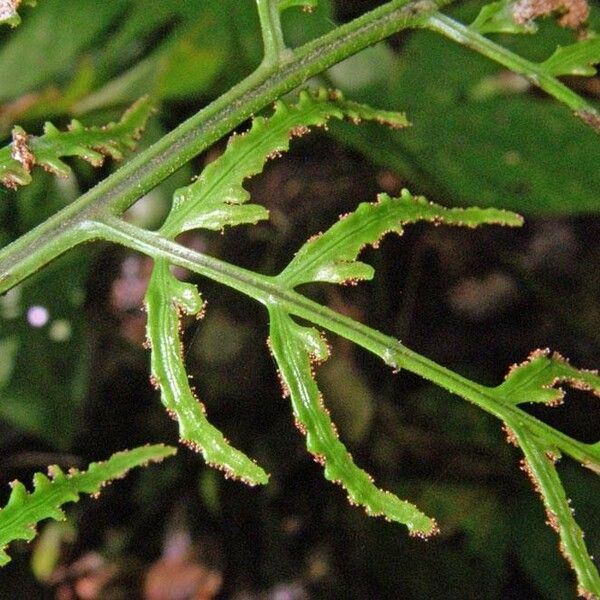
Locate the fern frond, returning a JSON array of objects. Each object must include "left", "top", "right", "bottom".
[
  {"left": 144, "top": 262, "right": 269, "bottom": 486},
  {"left": 495, "top": 351, "right": 600, "bottom": 595},
  {"left": 146, "top": 88, "right": 409, "bottom": 482},
  {"left": 262, "top": 189, "right": 522, "bottom": 532},
  {"left": 278, "top": 189, "right": 522, "bottom": 288},
  {"left": 159, "top": 88, "right": 409, "bottom": 237},
  {"left": 0, "top": 444, "right": 176, "bottom": 566},
  {"left": 509, "top": 425, "right": 600, "bottom": 598},
  {"left": 0, "top": 0, "right": 37, "bottom": 28},
  {"left": 495, "top": 348, "right": 600, "bottom": 406},
  {"left": 0, "top": 96, "right": 153, "bottom": 189},
  {"left": 268, "top": 307, "right": 438, "bottom": 536}
]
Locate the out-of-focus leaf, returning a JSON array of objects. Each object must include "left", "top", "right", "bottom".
[
  {"left": 470, "top": 0, "right": 536, "bottom": 34},
  {"left": 541, "top": 36, "right": 600, "bottom": 76},
  {"left": 418, "top": 482, "right": 510, "bottom": 577},
  {"left": 0, "top": 97, "right": 152, "bottom": 189},
  {"left": 0, "top": 0, "right": 128, "bottom": 102},
  {"left": 329, "top": 29, "right": 600, "bottom": 214},
  {"left": 0, "top": 444, "right": 176, "bottom": 566},
  {"left": 0, "top": 336, "right": 18, "bottom": 385},
  {"left": 281, "top": 0, "right": 333, "bottom": 47},
  {"left": 76, "top": 17, "right": 231, "bottom": 111},
  {"left": 31, "top": 521, "right": 75, "bottom": 582},
  {"left": 0, "top": 171, "right": 91, "bottom": 447},
  {"left": 0, "top": 59, "right": 95, "bottom": 137},
  {"left": 0, "top": 250, "right": 91, "bottom": 448},
  {"left": 318, "top": 348, "right": 374, "bottom": 444}
]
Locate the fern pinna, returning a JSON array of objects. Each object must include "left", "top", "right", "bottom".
[{"left": 0, "top": 445, "right": 175, "bottom": 565}]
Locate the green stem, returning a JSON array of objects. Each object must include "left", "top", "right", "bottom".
[
  {"left": 256, "top": 0, "right": 288, "bottom": 66},
  {"left": 424, "top": 13, "right": 600, "bottom": 126},
  {"left": 94, "top": 216, "right": 600, "bottom": 472}
]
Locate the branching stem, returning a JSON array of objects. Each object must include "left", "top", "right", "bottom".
[
  {"left": 256, "top": 0, "right": 289, "bottom": 67},
  {"left": 424, "top": 13, "right": 597, "bottom": 119},
  {"left": 93, "top": 215, "right": 600, "bottom": 473}
]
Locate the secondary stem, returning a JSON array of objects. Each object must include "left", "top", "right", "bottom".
[
  {"left": 424, "top": 13, "right": 599, "bottom": 122},
  {"left": 256, "top": 0, "right": 288, "bottom": 66},
  {"left": 94, "top": 215, "right": 600, "bottom": 472}
]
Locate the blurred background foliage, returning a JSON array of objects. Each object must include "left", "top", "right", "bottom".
[{"left": 0, "top": 0, "right": 599, "bottom": 598}]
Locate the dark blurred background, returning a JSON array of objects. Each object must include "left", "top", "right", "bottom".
[{"left": 0, "top": 1, "right": 599, "bottom": 598}]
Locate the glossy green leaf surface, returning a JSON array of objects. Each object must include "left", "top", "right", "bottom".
[
  {"left": 0, "top": 96, "right": 152, "bottom": 188},
  {"left": 268, "top": 307, "right": 438, "bottom": 535},
  {"left": 0, "top": 444, "right": 175, "bottom": 566},
  {"left": 278, "top": 189, "right": 522, "bottom": 288}
]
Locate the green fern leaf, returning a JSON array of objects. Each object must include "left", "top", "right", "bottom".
[
  {"left": 268, "top": 307, "right": 438, "bottom": 536},
  {"left": 494, "top": 348, "right": 600, "bottom": 406},
  {"left": 0, "top": 0, "right": 37, "bottom": 28},
  {"left": 507, "top": 424, "right": 600, "bottom": 598},
  {"left": 145, "top": 88, "right": 408, "bottom": 483},
  {"left": 159, "top": 88, "right": 409, "bottom": 237},
  {"left": 0, "top": 444, "right": 175, "bottom": 566},
  {"left": 494, "top": 351, "right": 600, "bottom": 596},
  {"left": 541, "top": 37, "right": 600, "bottom": 77},
  {"left": 145, "top": 261, "right": 269, "bottom": 486},
  {"left": 0, "top": 96, "right": 153, "bottom": 189},
  {"left": 278, "top": 189, "right": 522, "bottom": 288}
]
